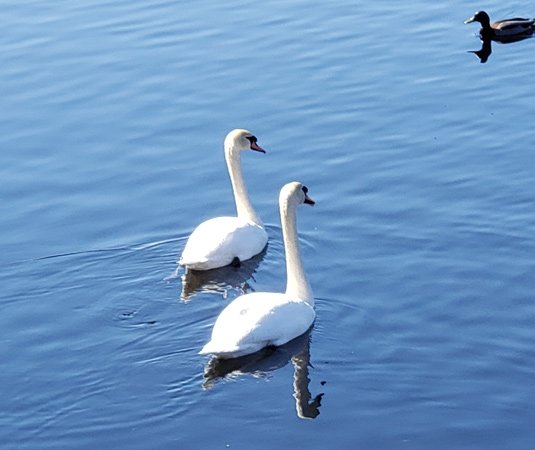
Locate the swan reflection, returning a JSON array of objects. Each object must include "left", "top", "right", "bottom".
[
  {"left": 468, "top": 35, "right": 532, "bottom": 63},
  {"left": 179, "top": 248, "right": 266, "bottom": 301},
  {"left": 202, "top": 330, "right": 324, "bottom": 419}
]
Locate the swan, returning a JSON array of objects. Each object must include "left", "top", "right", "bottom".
[
  {"left": 200, "top": 181, "right": 316, "bottom": 359},
  {"left": 179, "top": 129, "right": 268, "bottom": 271}
]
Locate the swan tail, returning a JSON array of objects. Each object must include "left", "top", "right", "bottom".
[
  {"left": 199, "top": 341, "right": 237, "bottom": 356},
  {"left": 199, "top": 341, "right": 257, "bottom": 358},
  {"left": 179, "top": 254, "right": 212, "bottom": 270}
]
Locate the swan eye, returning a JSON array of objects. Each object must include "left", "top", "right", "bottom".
[
  {"left": 246, "top": 136, "right": 257, "bottom": 144},
  {"left": 302, "top": 186, "right": 309, "bottom": 194}
]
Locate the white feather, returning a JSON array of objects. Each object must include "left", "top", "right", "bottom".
[
  {"left": 180, "top": 217, "right": 267, "bottom": 270},
  {"left": 200, "top": 292, "right": 315, "bottom": 358}
]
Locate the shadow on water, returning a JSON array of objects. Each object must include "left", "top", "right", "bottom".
[
  {"left": 202, "top": 329, "right": 324, "bottom": 419},
  {"left": 468, "top": 35, "right": 533, "bottom": 63},
  {"left": 175, "top": 248, "right": 267, "bottom": 301}
]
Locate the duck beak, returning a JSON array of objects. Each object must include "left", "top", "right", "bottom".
[
  {"left": 464, "top": 16, "right": 475, "bottom": 24},
  {"left": 304, "top": 194, "right": 315, "bottom": 206},
  {"left": 250, "top": 141, "right": 266, "bottom": 153}
]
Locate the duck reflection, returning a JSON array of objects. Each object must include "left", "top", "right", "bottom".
[
  {"left": 203, "top": 329, "right": 324, "bottom": 419},
  {"left": 469, "top": 35, "right": 532, "bottom": 64},
  {"left": 468, "top": 38, "right": 492, "bottom": 63},
  {"left": 179, "top": 248, "right": 266, "bottom": 301}
]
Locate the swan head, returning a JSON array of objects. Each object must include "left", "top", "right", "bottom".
[
  {"left": 224, "top": 129, "right": 266, "bottom": 156},
  {"left": 280, "top": 181, "right": 315, "bottom": 210}
]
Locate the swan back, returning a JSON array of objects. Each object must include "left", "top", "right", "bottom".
[
  {"left": 180, "top": 216, "right": 267, "bottom": 270},
  {"left": 199, "top": 292, "right": 315, "bottom": 358}
]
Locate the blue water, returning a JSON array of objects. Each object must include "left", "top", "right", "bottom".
[{"left": 2, "top": 0, "right": 535, "bottom": 448}]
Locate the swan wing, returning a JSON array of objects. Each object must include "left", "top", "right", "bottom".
[
  {"left": 200, "top": 292, "right": 315, "bottom": 358},
  {"left": 180, "top": 217, "right": 267, "bottom": 270}
]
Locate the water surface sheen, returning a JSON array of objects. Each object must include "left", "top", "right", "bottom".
[{"left": 2, "top": 1, "right": 535, "bottom": 448}]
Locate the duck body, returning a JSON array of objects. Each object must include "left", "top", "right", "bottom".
[
  {"left": 200, "top": 182, "right": 316, "bottom": 359},
  {"left": 465, "top": 11, "right": 534, "bottom": 39},
  {"left": 180, "top": 217, "right": 267, "bottom": 271},
  {"left": 179, "top": 129, "right": 267, "bottom": 271},
  {"left": 199, "top": 292, "right": 315, "bottom": 358}
]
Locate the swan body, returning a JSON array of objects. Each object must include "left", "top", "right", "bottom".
[
  {"left": 179, "top": 129, "right": 268, "bottom": 271},
  {"left": 465, "top": 11, "right": 534, "bottom": 39},
  {"left": 180, "top": 217, "right": 266, "bottom": 270},
  {"left": 200, "top": 292, "right": 315, "bottom": 358},
  {"left": 200, "top": 181, "right": 316, "bottom": 359}
]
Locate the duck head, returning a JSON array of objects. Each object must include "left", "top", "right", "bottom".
[{"left": 465, "top": 11, "right": 491, "bottom": 28}]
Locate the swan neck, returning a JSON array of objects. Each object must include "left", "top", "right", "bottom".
[
  {"left": 226, "top": 147, "right": 262, "bottom": 225},
  {"left": 282, "top": 200, "right": 313, "bottom": 305}
]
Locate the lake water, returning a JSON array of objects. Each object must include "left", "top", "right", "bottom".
[{"left": 2, "top": 0, "right": 535, "bottom": 448}]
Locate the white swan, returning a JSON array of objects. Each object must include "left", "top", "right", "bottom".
[
  {"left": 179, "top": 129, "right": 268, "bottom": 271},
  {"left": 200, "top": 181, "right": 316, "bottom": 358}
]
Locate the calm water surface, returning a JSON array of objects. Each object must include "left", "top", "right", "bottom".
[{"left": 2, "top": 0, "right": 535, "bottom": 448}]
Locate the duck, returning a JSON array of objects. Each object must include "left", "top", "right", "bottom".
[
  {"left": 464, "top": 11, "right": 534, "bottom": 39},
  {"left": 200, "top": 181, "right": 316, "bottom": 359},
  {"left": 179, "top": 129, "right": 268, "bottom": 271}
]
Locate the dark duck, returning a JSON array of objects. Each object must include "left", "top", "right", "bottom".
[{"left": 465, "top": 11, "right": 534, "bottom": 40}]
